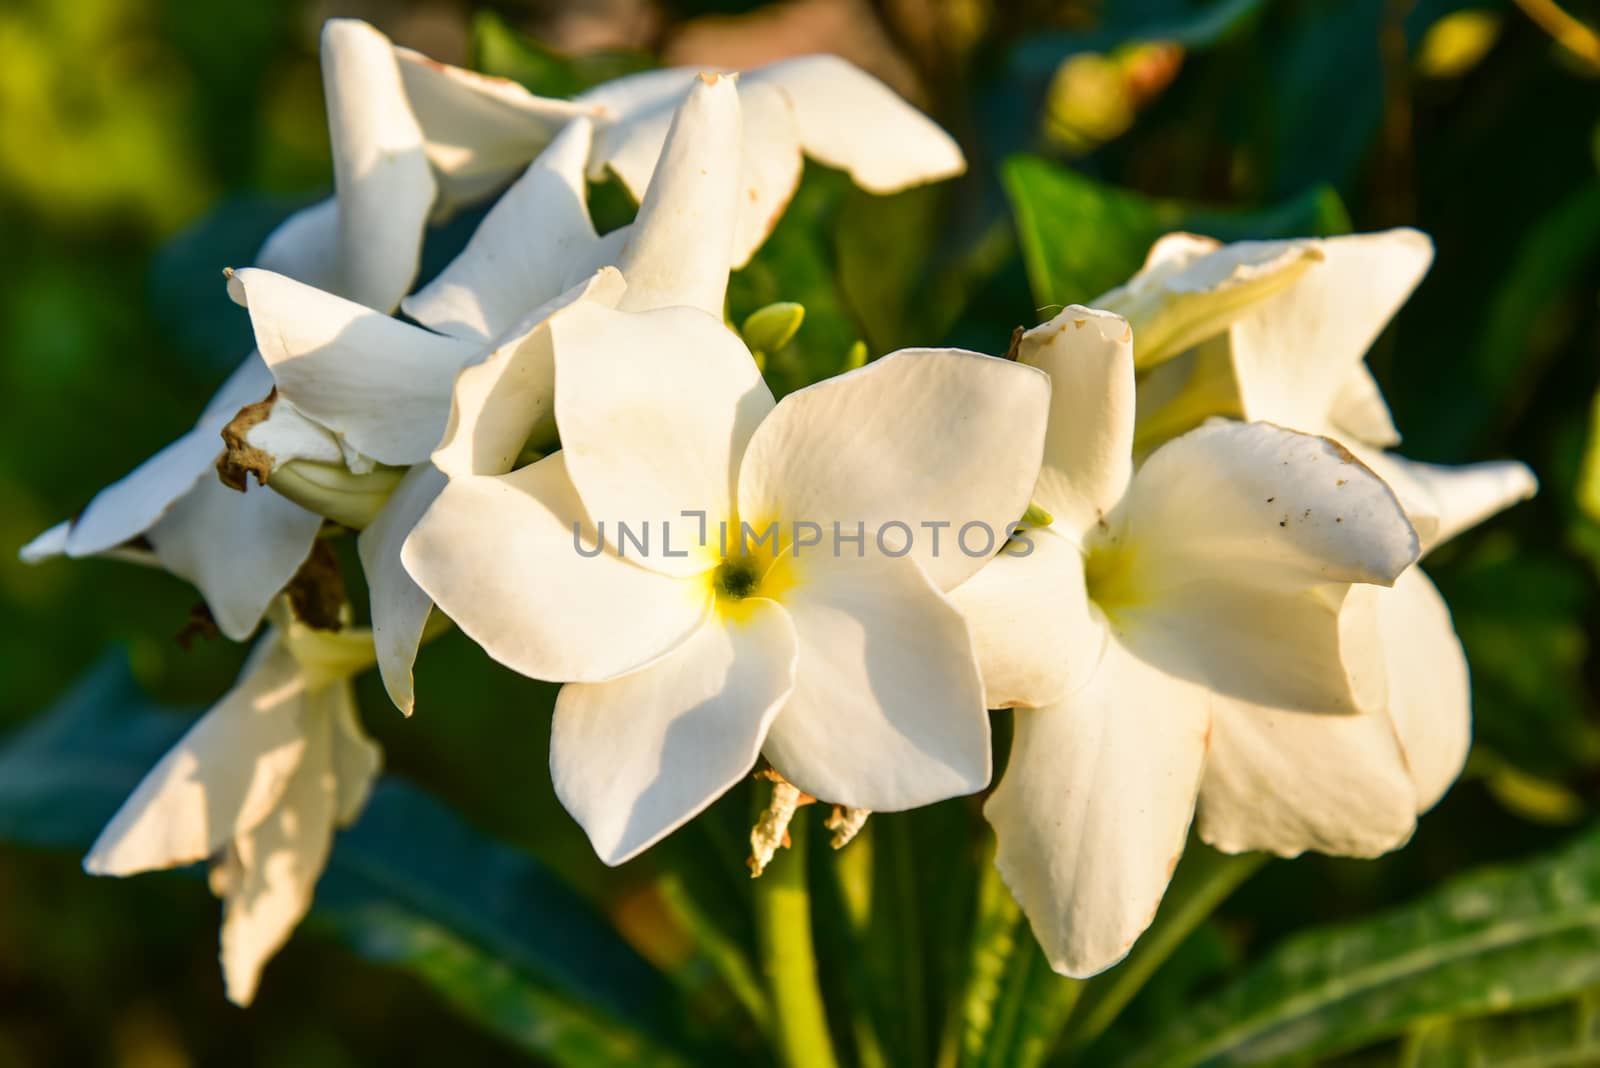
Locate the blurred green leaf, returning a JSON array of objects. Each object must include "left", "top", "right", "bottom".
[
  {"left": 1118, "top": 823, "right": 1600, "bottom": 1068},
  {"left": 472, "top": 10, "right": 652, "bottom": 96},
  {"left": 1002, "top": 154, "right": 1349, "bottom": 313},
  {"left": 1009, "top": 0, "right": 1266, "bottom": 80}
]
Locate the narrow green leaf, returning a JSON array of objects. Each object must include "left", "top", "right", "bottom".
[
  {"left": 1001, "top": 154, "right": 1348, "bottom": 315},
  {"left": 1119, "top": 825, "right": 1600, "bottom": 1068}
]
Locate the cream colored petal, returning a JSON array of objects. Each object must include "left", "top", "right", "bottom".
[
  {"left": 85, "top": 638, "right": 310, "bottom": 876},
  {"left": 402, "top": 118, "right": 604, "bottom": 341},
  {"left": 401, "top": 452, "right": 710, "bottom": 683},
  {"left": 948, "top": 527, "right": 1103, "bottom": 709},
  {"left": 1329, "top": 362, "right": 1402, "bottom": 448},
  {"left": 1018, "top": 306, "right": 1136, "bottom": 542},
  {"left": 986, "top": 637, "right": 1211, "bottom": 978},
  {"left": 328, "top": 683, "right": 381, "bottom": 825},
  {"left": 552, "top": 603, "right": 797, "bottom": 865},
  {"left": 737, "top": 348, "right": 1050, "bottom": 590},
  {"left": 1382, "top": 455, "right": 1537, "bottom": 554},
  {"left": 761, "top": 551, "right": 990, "bottom": 810},
  {"left": 358, "top": 463, "right": 446, "bottom": 715},
  {"left": 219, "top": 703, "right": 338, "bottom": 1006},
  {"left": 1380, "top": 568, "right": 1472, "bottom": 811}
]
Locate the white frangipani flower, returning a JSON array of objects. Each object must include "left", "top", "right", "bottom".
[
  {"left": 402, "top": 309, "right": 1050, "bottom": 865},
  {"left": 18, "top": 19, "right": 447, "bottom": 640},
  {"left": 224, "top": 73, "right": 743, "bottom": 713},
  {"left": 84, "top": 606, "right": 381, "bottom": 1005},
  {"left": 1114, "top": 229, "right": 1538, "bottom": 857},
  {"left": 951, "top": 305, "right": 1420, "bottom": 977}
]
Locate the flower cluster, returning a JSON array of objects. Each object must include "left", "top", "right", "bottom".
[{"left": 23, "top": 18, "right": 1535, "bottom": 1002}]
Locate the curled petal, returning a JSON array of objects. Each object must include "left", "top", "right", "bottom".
[
  {"left": 358, "top": 463, "right": 447, "bottom": 715},
  {"left": 1380, "top": 568, "right": 1472, "bottom": 811}
]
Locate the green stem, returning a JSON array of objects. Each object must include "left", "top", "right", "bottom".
[
  {"left": 755, "top": 815, "right": 843, "bottom": 1068},
  {"left": 1060, "top": 846, "right": 1268, "bottom": 1054}
]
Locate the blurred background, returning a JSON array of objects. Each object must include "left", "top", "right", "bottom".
[{"left": 1, "top": 0, "right": 1598, "bottom": 1064}]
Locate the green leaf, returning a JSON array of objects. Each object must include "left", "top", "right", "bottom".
[
  {"left": 1119, "top": 824, "right": 1600, "bottom": 1068},
  {"left": 1009, "top": 0, "right": 1267, "bottom": 80},
  {"left": 471, "top": 10, "right": 652, "bottom": 96},
  {"left": 1001, "top": 155, "right": 1349, "bottom": 314}
]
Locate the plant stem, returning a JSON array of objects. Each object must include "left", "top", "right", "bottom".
[
  {"left": 755, "top": 815, "right": 843, "bottom": 1068},
  {"left": 1059, "top": 846, "right": 1268, "bottom": 1054}
]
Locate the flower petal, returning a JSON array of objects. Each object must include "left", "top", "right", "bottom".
[
  {"left": 358, "top": 463, "right": 446, "bottom": 715},
  {"left": 748, "top": 54, "right": 965, "bottom": 193},
  {"left": 986, "top": 637, "right": 1211, "bottom": 978},
  {"left": 219, "top": 697, "right": 338, "bottom": 1006},
  {"left": 1095, "top": 235, "right": 1324, "bottom": 370},
  {"left": 1197, "top": 697, "right": 1416, "bottom": 859},
  {"left": 1110, "top": 421, "right": 1417, "bottom": 714},
  {"left": 430, "top": 268, "right": 627, "bottom": 478},
  {"left": 320, "top": 19, "right": 436, "bottom": 313},
  {"left": 737, "top": 348, "right": 1050, "bottom": 590},
  {"left": 84, "top": 638, "right": 310, "bottom": 876},
  {"left": 1329, "top": 362, "right": 1402, "bottom": 448},
  {"left": 1380, "top": 568, "right": 1471, "bottom": 811},
  {"left": 948, "top": 527, "right": 1104, "bottom": 709},
  {"left": 614, "top": 73, "right": 743, "bottom": 317},
  {"left": 760, "top": 551, "right": 990, "bottom": 810},
  {"left": 1230, "top": 229, "right": 1434, "bottom": 431},
  {"left": 394, "top": 44, "right": 593, "bottom": 215},
  {"left": 230, "top": 268, "right": 481, "bottom": 466},
  {"left": 254, "top": 198, "right": 339, "bottom": 292},
  {"left": 1017, "top": 306, "right": 1135, "bottom": 541},
  {"left": 148, "top": 476, "right": 323, "bottom": 642},
  {"left": 1382, "top": 455, "right": 1537, "bottom": 554},
  {"left": 403, "top": 118, "right": 604, "bottom": 341},
  {"left": 20, "top": 521, "right": 69, "bottom": 563},
  {"left": 552, "top": 603, "right": 797, "bottom": 865},
  {"left": 402, "top": 452, "right": 710, "bottom": 682},
  {"left": 552, "top": 302, "right": 773, "bottom": 576},
  {"left": 65, "top": 355, "right": 274, "bottom": 557},
  {"left": 1126, "top": 421, "right": 1419, "bottom": 592},
  {"left": 329, "top": 683, "right": 382, "bottom": 825},
  {"left": 246, "top": 398, "right": 346, "bottom": 472},
  {"left": 723, "top": 80, "right": 802, "bottom": 271}
]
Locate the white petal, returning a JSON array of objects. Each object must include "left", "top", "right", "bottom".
[
  {"left": 246, "top": 398, "right": 346, "bottom": 472},
  {"left": 1230, "top": 229, "right": 1434, "bottom": 430},
  {"left": 1383, "top": 455, "right": 1537, "bottom": 554},
  {"left": 147, "top": 475, "right": 323, "bottom": 642},
  {"left": 403, "top": 118, "right": 604, "bottom": 341},
  {"left": 219, "top": 700, "right": 338, "bottom": 1006},
  {"left": 737, "top": 348, "right": 1050, "bottom": 590},
  {"left": 948, "top": 528, "right": 1103, "bottom": 709},
  {"left": 320, "top": 19, "right": 436, "bottom": 313},
  {"left": 358, "top": 463, "right": 445, "bottom": 715},
  {"left": 1126, "top": 421, "right": 1419, "bottom": 592},
  {"left": 394, "top": 46, "right": 594, "bottom": 215},
  {"left": 254, "top": 198, "right": 340, "bottom": 293},
  {"left": 430, "top": 268, "right": 627, "bottom": 478},
  {"left": 1095, "top": 237, "right": 1324, "bottom": 370},
  {"left": 748, "top": 54, "right": 965, "bottom": 193},
  {"left": 85, "top": 638, "right": 310, "bottom": 876},
  {"left": 1329, "top": 363, "right": 1401, "bottom": 448},
  {"left": 614, "top": 73, "right": 742, "bottom": 317},
  {"left": 64, "top": 427, "right": 221, "bottom": 556},
  {"left": 402, "top": 452, "right": 710, "bottom": 683},
  {"left": 1017, "top": 306, "right": 1135, "bottom": 541},
  {"left": 986, "top": 637, "right": 1211, "bottom": 978},
  {"left": 1109, "top": 421, "right": 1417, "bottom": 714},
  {"left": 1197, "top": 697, "right": 1416, "bottom": 859},
  {"left": 551, "top": 302, "right": 773, "bottom": 576},
  {"left": 723, "top": 80, "right": 802, "bottom": 271},
  {"left": 1380, "top": 568, "right": 1471, "bottom": 811},
  {"left": 552, "top": 603, "right": 797, "bottom": 865},
  {"left": 328, "top": 683, "right": 381, "bottom": 824},
  {"left": 20, "top": 521, "right": 69, "bottom": 563},
  {"left": 760, "top": 551, "right": 990, "bottom": 810},
  {"left": 580, "top": 69, "right": 701, "bottom": 186},
  {"left": 230, "top": 268, "right": 481, "bottom": 466}
]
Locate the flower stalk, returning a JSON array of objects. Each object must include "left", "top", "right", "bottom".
[{"left": 754, "top": 812, "right": 843, "bottom": 1068}]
